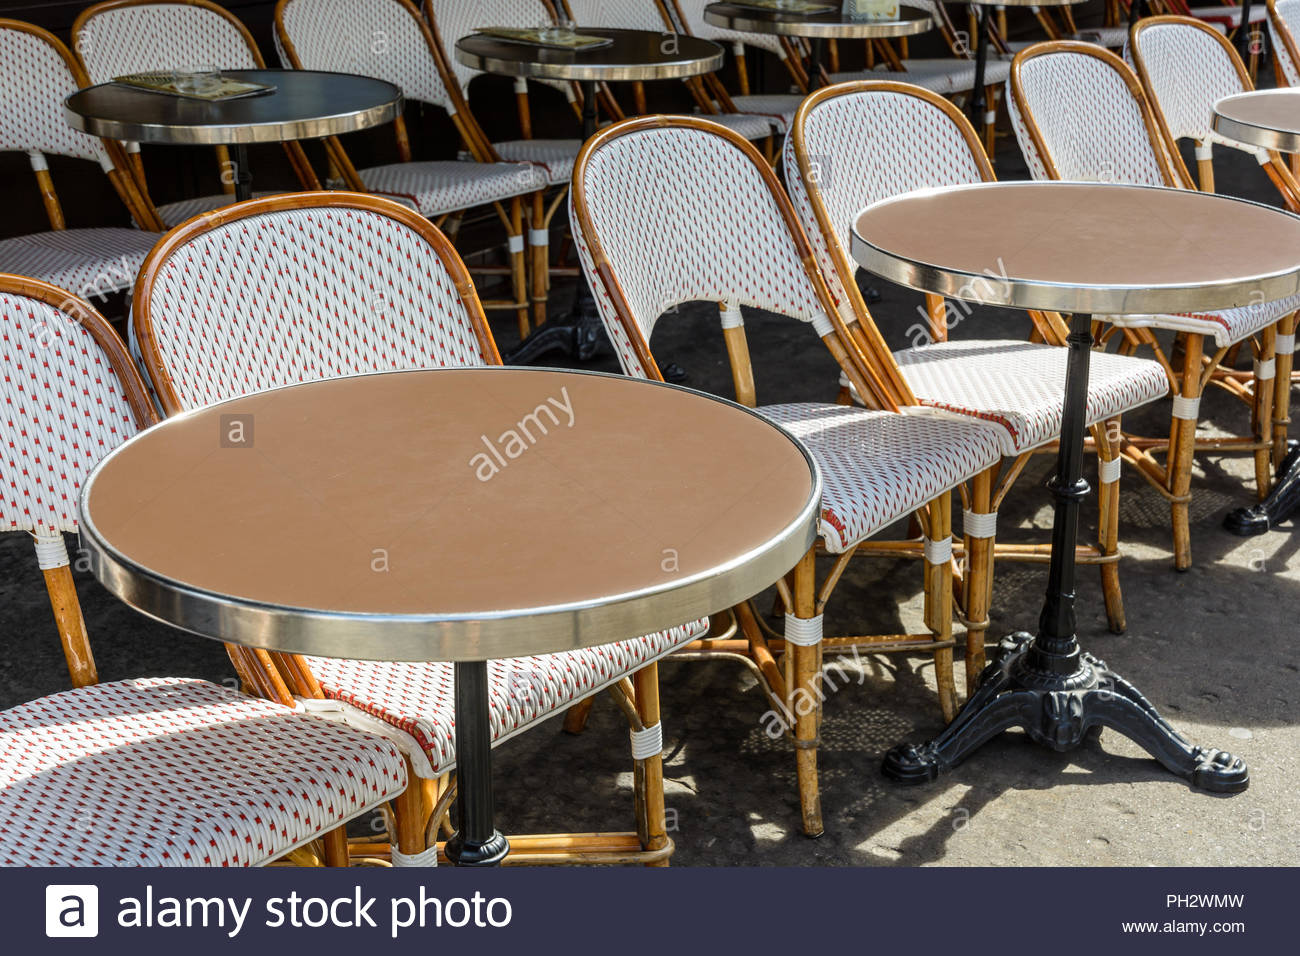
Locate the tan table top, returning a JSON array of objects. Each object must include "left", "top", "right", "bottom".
[
  {"left": 851, "top": 181, "right": 1300, "bottom": 315},
  {"left": 81, "top": 369, "right": 819, "bottom": 662},
  {"left": 1214, "top": 89, "right": 1300, "bottom": 155}
]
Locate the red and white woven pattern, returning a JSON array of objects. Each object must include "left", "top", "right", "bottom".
[
  {"left": 0, "top": 229, "right": 156, "bottom": 300},
  {"left": 358, "top": 159, "right": 548, "bottom": 215},
  {"left": 894, "top": 340, "right": 1170, "bottom": 454},
  {"left": 0, "top": 291, "right": 142, "bottom": 537},
  {"left": 571, "top": 122, "right": 837, "bottom": 380},
  {"left": 726, "top": 93, "right": 801, "bottom": 131},
  {"left": 154, "top": 193, "right": 277, "bottom": 228},
  {"left": 306, "top": 619, "right": 707, "bottom": 778},
  {"left": 74, "top": 3, "right": 260, "bottom": 81},
  {"left": 279, "top": 0, "right": 459, "bottom": 110},
  {"left": 1271, "top": 0, "right": 1300, "bottom": 85},
  {"left": 784, "top": 86, "right": 985, "bottom": 329},
  {"left": 492, "top": 139, "right": 581, "bottom": 185},
  {"left": 1130, "top": 21, "right": 1249, "bottom": 146},
  {"left": 564, "top": 0, "right": 667, "bottom": 32},
  {"left": 759, "top": 404, "right": 1002, "bottom": 552},
  {"left": 143, "top": 205, "right": 491, "bottom": 408},
  {"left": 0, "top": 25, "right": 111, "bottom": 167},
  {"left": 0, "top": 677, "right": 407, "bottom": 866},
  {"left": 1009, "top": 48, "right": 1169, "bottom": 186}
]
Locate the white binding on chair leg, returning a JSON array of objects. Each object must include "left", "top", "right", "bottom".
[
  {"left": 923, "top": 535, "right": 953, "bottom": 564},
  {"left": 961, "top": 509, "right": 997, "bottom": 539},
  {"left": 1254, "top": 358, "right": 1276, "bottom": 381},
  {"left": 1277, "top": 333, "right": 1295, "bottom": 354},
  {"left": 1171, "top": 394, "right": 1201, "bottom": 420},
  {"left": 1099, "top": 455, "right": 1122, "bottom": 484},
  {"left": 783, "top": 613, "right": 822, "bottom": 646},
  {"left": 32, "top": 533, "right": 69, "bottom": 569},
  {"left": 630, "top": 722, "right": 663, "bottom": 760},
  {"left": 391, "top": 845, "right": 439, "bottom": 867}
]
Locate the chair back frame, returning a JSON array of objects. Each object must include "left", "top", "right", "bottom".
[
  {"left": 1009, "top": 40, "right": 1187, "bottom": 188},
  {"left": 569, "top": 114, "right": 894, "bottom": 410},
  {"left": 0, "top": 275, "right": 157, "bottom": 688},
  {"left": 0, "top": 18, "right": 161, "bottom": 230}
]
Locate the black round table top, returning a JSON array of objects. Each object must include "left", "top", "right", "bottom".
[
  {"left": 455, "top": 28, "right": 725, "bottom": 82},
  {"left": 703, "top": 3, "right": 933, "bottom": 39},
  {"left": 65, "top": 69, "right": 403, "bottom": 145}
]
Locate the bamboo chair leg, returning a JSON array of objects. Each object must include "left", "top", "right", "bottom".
[
  {"left": 1274, "top": 313, "right": 1297, "bottom": 468},
  {"left": 1253, "top": 326, "right": 1278, "bottom": 499},
  {"left": 789, "top": 548, "right": 824, "bottom": 838},
  {"left": 530, "top": 192, "right": 550, "bottom": 328},
  {"left": 563, "top": 697, "right": 596, "bottom": 734},
  {"left": 631, "top": 663, "right": 669, "bottom": 867},
  {"left": 923, "top": 495, "right": 958, "bottom": 723},
  {"left": 1169, "top": 334, "right": 1206, "bottom": 571},
  {"left": 40, "top": 558, "right": 98, "bottom": 689},
  {"left": 1094, "top": 418, "right": 1126, "bottom": 634},
  {"left": 984, "top": 85, "right": 999, "bottom": 155},
  {"left": 390, "top": 772, "right": 430, "bottom": 865},
  {"left": 961, "top": 472, "right": 995, "bottom": 699},
  {"left": 508, "top": 198, "right": 529, "bottom": 339},
  {"left": 322, "top": 826, "right": 349, "bottom": 867}
]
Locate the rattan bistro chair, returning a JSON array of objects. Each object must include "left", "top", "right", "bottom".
[
  {"left": 1130, "top": 14, "right": 1300, "bottom": 470},
  {"left": 73, "top": 0, "right": 323, "bottom": 227},
  {"left": 132, "top": 191, "right": 703, "bottom": 866},
  {"left": 571, "top": 115, "right": 1007, "bottom": 836},
  {"left": 275, "top": 0, "right": 548, "bottom": 338},
  {"left": 1268, "top": 0, "right": 1300, "bottom": 84},
  {"left": 784, "top": 81, "right": 1169, "bottom": 668},
  {"left": 1009, "top": 41, "right": 1300, "bottom": 569},
  {"left": 0, "top": 274, "right": 409, "bottom": 866},
  {"left": 0, "top": 21, "right": 161, "bottom": 301}
]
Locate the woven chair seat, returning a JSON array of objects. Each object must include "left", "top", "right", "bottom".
[
  {"left": 493, "top": 138, "right": 581, "bottom": 185},
  {"left": 895, "top": 339, "right": 1170, "bottom": 455},
  {"left": 306, "top": 619, "right": 709, "bottom": 779},
  {"left": 1102, "top": 292, "right": 1300, "bottom": 347},
  {"left": 728, "top": 93, "right": 804, "bottom": 130},
  {"left": 759, "top": 403, "right": 1004, "bottom": 553},
  {"left": 0, "top": 677, "right": 407, "bottom": 866},
  {"left": 155, "top": 192, "right": 281, "bottom": 228},
  {"left": 833, "top": 58, "right": 1011, "bottom": 94},
  {"left": 696, "top": 111, "right": 782, "bottom": 141},
  {"left": 358, "top": 159, "right": 548, "bottom": 217},
  {"left": 0, "top": 228, "right": 158, "bottom": 297}
]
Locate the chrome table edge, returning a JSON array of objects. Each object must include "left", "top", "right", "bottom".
[
  {"left": 79, "top": 368, "right": 822, "bottom": 664},
  {"left": 850, "top": 181, "right": 1300, "bottom": 316},
  {"left": 454, "top": 29, "right": 725, "bottom": 82},
  {"left": 1213, "top": 92, "right": 1300, "bottom": 155},
  {"left": 702, "top": 3, "right": 932, "bottom": 38}
]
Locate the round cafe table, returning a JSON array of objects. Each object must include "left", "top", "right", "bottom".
[
  {"left": 1211, "top": 89, "right": 1300, "bottom": 537},
  {"left": 703, "top": 2, "right": 933, "bottom": 89},
  {"left": 65, "top": 69, "right": 403, "bottom": 202},
  {"left": 852, "top": 181, "right": 1300, "bottom": 793},
  {"left": 455, "top": 28, "right": 724, "bottom": 365},
  {"left": 79, "top": 367, "right": 820, "bottom": 866}
]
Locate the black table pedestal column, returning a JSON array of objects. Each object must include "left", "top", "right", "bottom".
[
  {"left": 232, "top": 142, "right": 253, "bottom": 203},
  {"left": 966, "top": 3, "right": 993, "bottom": 129},
  {"left": 445, "top": 660, "right": 510, "bottom": 866},
  {"left": 503, "top": 79, "right": 607, "bottom": 365},
  {"left": 882, "top": 312, "right": 1250, "bottom": 794}
]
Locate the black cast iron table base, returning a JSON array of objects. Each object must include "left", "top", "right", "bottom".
[
  {"left": 1223, "top": 440, "right": 1300, "bottom": 535},
  {"left": 883, "top": 632, "right": 1249, "bottom": 793},
  {"left": 882, "top": 311, "right": 1248, "bottom": 794},
  {"left": 445, "top": 660, "right": 510, "bottom": 866}
]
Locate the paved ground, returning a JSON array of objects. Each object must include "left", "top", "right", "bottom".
[{"left": 2, "top": 59, "right": 1297, "bottom": 867}]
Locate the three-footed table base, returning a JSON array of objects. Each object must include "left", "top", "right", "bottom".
[{"left": 883, "top": 632, "right": 1250, "bottom": 794}]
